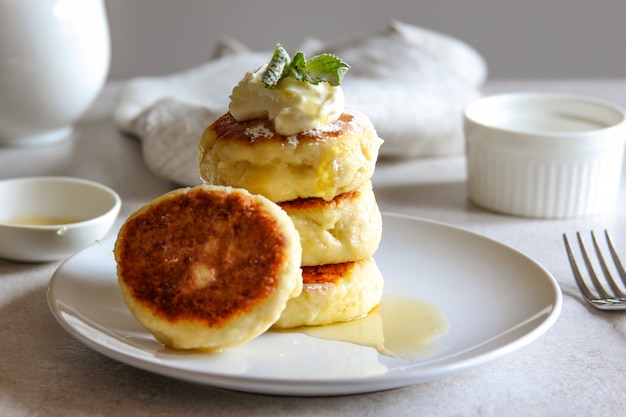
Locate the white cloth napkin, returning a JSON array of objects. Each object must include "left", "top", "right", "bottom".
[{"left": 113, "top": 21, "right": 487, "bottom": 186}]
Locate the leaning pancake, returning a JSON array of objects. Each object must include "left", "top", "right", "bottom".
[
  {"left": 114, "top": 185, "right": 302, "bottom": 351},
  {"left": 279, "top": 180, "right": 382, "bottom": 266},
  {"left": 272, "top": 257, "right": 384, "bottom": 329},
  {"left": 198, "top": 109, "right": 383, "bottom": 202}
]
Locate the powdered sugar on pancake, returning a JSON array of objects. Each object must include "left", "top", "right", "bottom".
[
  {"left": 243, "top": 109, "right": 376, "bottom": 148},
  {"left": 244, "top": 124, "right": 274, "bottom": 141},
  {"left": 303, "top": 109, "right": 371, "bottom": 138}
]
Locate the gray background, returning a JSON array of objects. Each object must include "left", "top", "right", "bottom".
[{"left": 104, "top": 0, "right": 625, "bottom": 81}]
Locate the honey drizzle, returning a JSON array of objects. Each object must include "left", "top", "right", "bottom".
[{"left": 287, "top": 294, "right": 449, "bottom": 360}]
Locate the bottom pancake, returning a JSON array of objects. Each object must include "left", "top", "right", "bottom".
[
  {"left": 272, "top": 257, "right": 384, "bottom": 329},
  {"left": 114, "top": 185, "right": 302, "bottom": 350}
]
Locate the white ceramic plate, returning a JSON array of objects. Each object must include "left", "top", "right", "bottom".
[{"left": 47, "top": 213, "right": 562, "bottom": 396}]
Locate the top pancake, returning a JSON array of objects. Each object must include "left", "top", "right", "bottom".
[
  {"left": 198, "top": 109, "right": 383, "bottom": 202},
  {"left": 114, "top": 185, "right": 302, "bottom": 350}
]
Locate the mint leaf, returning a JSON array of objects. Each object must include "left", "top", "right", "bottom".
[
  {"left": 285, "top": 51, "right": 307, "bottom": 82},
  {"left": 262, "top": 43, "right": 290, "bottom": 87},
  {"left": 305, "top": 53, "right": 350, "bottom": 86},
  {"left": 261, "top": 44, "right": 350, "bottom": 88}
]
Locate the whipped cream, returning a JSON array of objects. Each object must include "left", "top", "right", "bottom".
[{"left": 228, "top": 64, "right": 345, "bottom": 136}]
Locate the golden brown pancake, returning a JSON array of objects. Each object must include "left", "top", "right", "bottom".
[
  {"left": 279, "top": 180, "right": 382, "bottom": 266},
  {"left": 114, "top": 185, "right": 302, "bottom": 350},
  {"left": 272, "top": 257, "right": 384, "bottom": 329},
  {"left": 198, "top": 109, "right": 383, "bottom": 202}
]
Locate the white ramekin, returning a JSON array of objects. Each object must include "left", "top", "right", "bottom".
[{"left": 464, "top": 92, "right": 626, "bottom": 218}]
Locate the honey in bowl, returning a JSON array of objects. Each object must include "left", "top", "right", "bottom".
[{"left": 2, "top": 216, "right": 84, "bottom": 226}]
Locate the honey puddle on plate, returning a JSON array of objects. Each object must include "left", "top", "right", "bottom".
[
  {"left": 3, "top": 216, "right": 83, "bottom": 226},
  {"left": 285, "top": 294, "right": 449, "bottom": 360}
]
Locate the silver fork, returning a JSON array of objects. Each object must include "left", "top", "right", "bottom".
[{"left": 563, "top": 230, "right": 626, "bottom": 310}]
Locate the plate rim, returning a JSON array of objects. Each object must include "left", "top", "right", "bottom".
[{"left": 47, "top": 212, "right": 562, "bottom": 396}]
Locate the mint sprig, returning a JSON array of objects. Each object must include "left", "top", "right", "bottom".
[
  {"left": 305, "top": 53, "right": 350, "bottom": 86},
  {"left": 262, "top": 43, "right": 349, "bottom": 88}
]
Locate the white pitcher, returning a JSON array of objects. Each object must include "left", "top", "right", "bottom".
[{"left": 0, "top": 0, "right": 110, "bottom": 145}]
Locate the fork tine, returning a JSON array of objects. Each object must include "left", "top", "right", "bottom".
[
  {"left": 591, "top": 230, "right": 626, "bottom": 298},
  {"left": 563, "top": 233, "right": 597, "bottom": 302},
  {"left": 579, "top": 232, "right": 613, "bottom": 299},
  {"left": 564, "top": 231, "right": 626, "bottom": 310},
  {"left": 604, "top": 230, "right": 626, "bottom": 290}
]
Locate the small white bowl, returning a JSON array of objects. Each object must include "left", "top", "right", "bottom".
[
  {"left": 464, "top": 92, "right": 626, "bottom": 218},
  {"left": 0, "top": 176, "right": 121, "bottom": 262}
]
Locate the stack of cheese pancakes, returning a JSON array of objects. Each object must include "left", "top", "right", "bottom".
[{"left": 199, "top": 46, "right": 384, "bottom": 329}]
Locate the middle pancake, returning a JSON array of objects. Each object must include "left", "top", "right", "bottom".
[{"left": 279, "top": 180, "right": 382, "bottom": 267}]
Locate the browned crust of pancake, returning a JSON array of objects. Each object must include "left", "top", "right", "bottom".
[
  {"left": 301, "top": 261, "right": 358, "bottom": 285},
  {"left": 115, "top": 187, "right": 286, "bottom": 327},
  {"left": 211, "top": 111, "right": 356, "bottom": 144},
  {"left": 278, "top": 187, "right": 360, "bottom": 211}
]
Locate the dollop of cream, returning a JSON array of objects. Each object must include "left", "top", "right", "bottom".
[{"left": 228, "top": 64, "right": 345, "bottom": 136}]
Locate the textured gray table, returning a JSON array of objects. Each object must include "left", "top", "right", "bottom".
[{"left": 1, "top": 79, "right": 625, "bottom": 416}]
